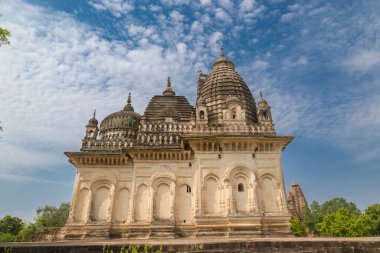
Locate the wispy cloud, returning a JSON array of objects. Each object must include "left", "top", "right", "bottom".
[
  {"left": 88, "top": 0, "right": 134, "bottom": 17},
  {"left": 344, "top": 50, "right": 380, "bottom": 72}
]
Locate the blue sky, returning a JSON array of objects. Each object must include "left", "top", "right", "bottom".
[{"left": 0, "top": 0, "right": 379, "bottom": 221}]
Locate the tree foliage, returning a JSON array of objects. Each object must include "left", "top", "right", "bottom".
[
  {"left": 0, "top": 14, "right": 10, "bottom": 46},
  {"left": 302, "top": 198, "right": 361, "bottom": 233},
  {"left": 317, "top": 208, "right": 375, "bottom": 237},
  {"left": 0, "top": 202, "right": 70, "bottom": 242},
  {"left": 35, "top": 202, "right": 70, "bottom": 228},
  {"left": 0, "top": 216, "right": 24, "bottom": 235},
  {"left": 365, "top": 203, "right": 380, "bottom": 235},
  {"left": 290, "top": 217, "right": 307, "bottom": 237}
]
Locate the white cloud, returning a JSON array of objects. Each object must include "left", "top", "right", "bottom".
[
  {"left": 214, "top": 8, "right": 233, "bottom": 24},
  {"left": 218, "top": 0, "right": 233, "bottom": 9},
  {"left": 199, "top": 0, "right": 212, "bottom": 6},
  {"left": 88, "top": 0, "right": 133, "bottom": 17},
  {"left": 282, "top": 56, "right": 308, "bottom": 68},
  {"left": 161, "top": 0, "right": 190, "bottom": 5},
  {"left": 239, "top": 0, "right": 256, "bottom": 11},
  {"left": 190, "top": 21, "right": 204, "bottom": 33},
  {"left": 252, "top": 60, "right": 269, "bottom": 71},
  {"left": 0, "top": 0, "right": 216, "bottom": 182},
  {"left": 344, "top": 50, "right": 380, "bottom": 72},
  {"left": 170, "top": 10, "right": 185, "bottom": 22},
  {"left": 208, "top": 31, "right": 223, "bottom": 56}
]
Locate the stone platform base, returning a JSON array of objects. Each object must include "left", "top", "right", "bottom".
[{"left": 1, "top": 237, "right": 380, "bottom": 253}]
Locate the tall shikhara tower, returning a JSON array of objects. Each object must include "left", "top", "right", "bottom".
[{"left": 64, "top": 51, "right": 294, "bottom": 239}]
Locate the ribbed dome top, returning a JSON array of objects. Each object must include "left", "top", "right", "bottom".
[
  {"left": 142, "top": 80, "right": 195, "bottom": 122},
  {"left": 200, "top": 55, "right": 258, "bottom": 124},
  {"left": 99, "top": 93, "right": 141, "bottom": 139}
]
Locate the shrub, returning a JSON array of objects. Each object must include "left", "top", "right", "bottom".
[{"left": 290, "top": 217, "right": 307, "bottom": 237}]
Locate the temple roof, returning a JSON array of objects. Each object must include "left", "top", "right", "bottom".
[
  {"left": 199, "top": 54, "right": 258, "bottom": 124},
  {"left": 99, "top": 93, "right": 141, "bottom": 134},
  {"left": 142, "top": 80, "right": 195, "bottom": 122}
]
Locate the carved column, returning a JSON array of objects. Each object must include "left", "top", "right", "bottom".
[
  {"left": 107, "top": 183, "right": 116, "bottom": 223},
  {"left": 253, "top": 178, "right": 261, "bottom": 213},
  {"left": 170, "top": 181, "right": 176, "bottom": 222}
]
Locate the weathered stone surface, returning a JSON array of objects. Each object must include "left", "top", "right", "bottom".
[
  {"left": 2, "top": 238, "right": 380, "bottom": 253},
  {"left": 287, "top": 181, "right": 308, "bottom": 219}
]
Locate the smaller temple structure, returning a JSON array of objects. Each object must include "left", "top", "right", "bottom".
[{"left": 286, "top": 181, "right": 308, "bottom": 220}]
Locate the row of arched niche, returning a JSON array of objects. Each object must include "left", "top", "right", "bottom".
[{"left": 72, "top": 169, "right": 282, "bottom": 224}]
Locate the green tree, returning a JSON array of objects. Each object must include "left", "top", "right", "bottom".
[
  {"left": 35, "top": 202, "right": 70, "bottom": 228},
  {"left": 16, "top": 222, "right": 39, "bottom": 241},
  {"left": 302, "top": 200, "right": 322, "bottom": 232},
  {"left": 303, "top": 198, "right": 360, "bottom": 233},
  {"left": 317, "top": 208, "right": 353, "bottom": 237},
  {"left": 290, "top": 217, "right": 307, "bottom": 237},
  {"left": 349, "top": 214, "right": 376, "bottom": 237},
  {"left": 0, "top": 216, "right": 24, "bottom": 235},
  {"left": 321, "top": 198, "right": 360, "bottom": 216},
  {"left": 0, "top": 14, "right": 10, "bottom": 46},
  {"left": 317, "top": 208, "right": 375, "bottom": 237},
  {"left": 365, "top": 203, "right": 380, "bottom": 235}
]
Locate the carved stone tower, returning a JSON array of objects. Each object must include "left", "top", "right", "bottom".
[{"left": 287, "top": 181, "right": 308, "bottom": 220}]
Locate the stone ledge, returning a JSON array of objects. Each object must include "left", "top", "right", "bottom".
[{"left": 1, "top": 237, "right": 380, "bottom": 253}]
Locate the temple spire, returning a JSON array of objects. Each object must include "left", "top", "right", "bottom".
[
  {"left": 127, "top": 92, "right": 131, "bottom": 105},
  {"left": 93, "top": 109, "right": 96, "bottom": 118},
  {"left": 163, "top": 76, "right": 175, "bottom": 96},
  {"left": 124, "top": 92, "right": 134, "bottom": 111},
  {"left": 220, "top": 44, "right": 224, "bottom": 56}
]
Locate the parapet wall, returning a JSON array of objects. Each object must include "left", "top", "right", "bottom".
[{"left": 1, "top": 238, "right": 380, "bottom": 253}]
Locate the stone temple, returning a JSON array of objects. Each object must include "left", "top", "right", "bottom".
[{"left": 64, "top": 51, "right": 294, "bottom": 239}]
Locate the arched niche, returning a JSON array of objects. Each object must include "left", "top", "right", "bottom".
[
  {"left": 91, "top": 186, "right": 111, "bottom": 222},
  {"left": 115, "top": 188, "right": 129, "bottom": 223},
  {"left": 203, "top": 175, "right": 220, "bottom": 215},
  {"left": 233, "top": 175, "right": 249, "bottom": 213},
  {"left": 154, "top": 183, "right": 171, "bottom": 220},
  {"left": 177, "top": 184, "right": 192, "bottom": 223},
  {"left": 134, "top": 184, "right": 149, "bottom": 222},
  {"left": 74, "top": 188, "right": 89, "bottom": 222},
  {"left": 226, "top": 166, "right": 256, "bottom": 214},
  {"left": 259, "top": 176, "right": 278, "bottom": 213}
]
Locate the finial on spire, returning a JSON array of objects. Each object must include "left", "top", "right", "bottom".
[
  {"left": 93, "top": 109, "right": 96, "bottom": 118},
  {"left": 163, "top": 76, "right": 175, "bottom": 96},
  {"left": 128, "top": 92, "right": 131, "bottom": 105},
  {"left": 260, "top": 91, "right": 263, "bottom": 98},
  {"left": 220, "top": 43, "right": 224, "bottom": 56},
  {"left": 124, "top": 92, "right": 134, "bottom": 111}
]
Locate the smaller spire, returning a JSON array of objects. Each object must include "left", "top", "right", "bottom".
[
  {"left": 220, "top": 43, "right": 224, "bottom": 56},
  {"left": 87, "top": 109, "right": 98, "bottom": 126},
  {"left": 258, "top": 91, "right": 267, "bottom": 104},
  {"left": 127, "top": 92, "right": 131, "bottom": 105},
  {"left": 124, "top": 92, "right": 134, "bottom": 111},
  {"left": 163, "top": 77, "right": 176, "bottom": 96}
]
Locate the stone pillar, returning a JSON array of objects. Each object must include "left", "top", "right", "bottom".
[{"left": 107, "top": 183, "right": 115, "bottom": 223}]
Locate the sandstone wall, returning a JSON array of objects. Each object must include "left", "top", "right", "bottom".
[{"left": 1, "top": 238, "right": 380, "bottom": 253}]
